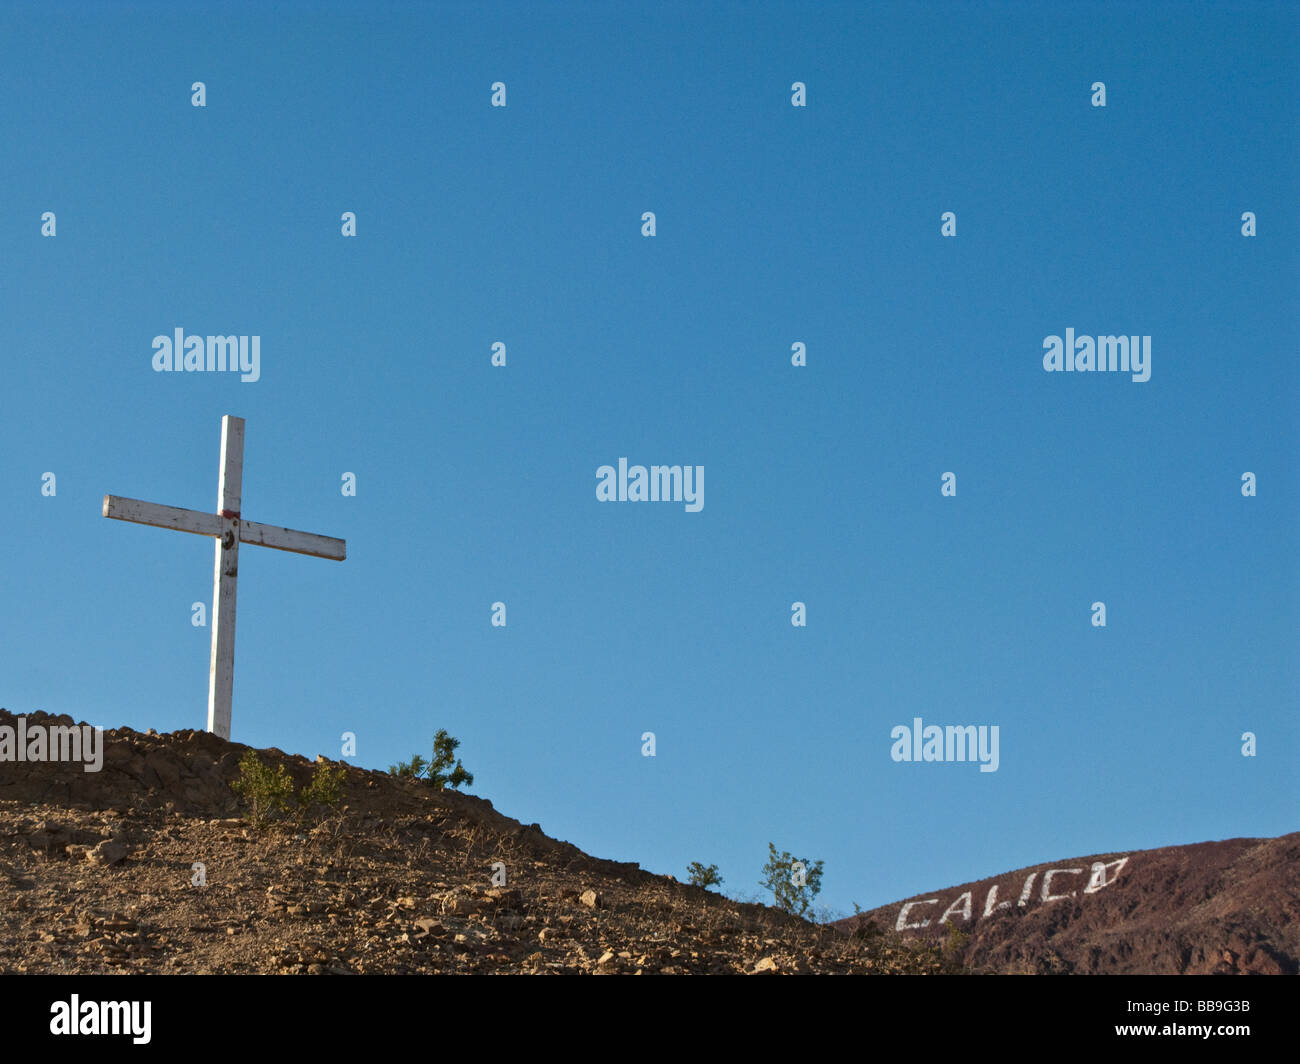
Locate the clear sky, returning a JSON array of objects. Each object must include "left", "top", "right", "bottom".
[{"left": 1, "top": 0, "right": 1295, "bottom": 917}]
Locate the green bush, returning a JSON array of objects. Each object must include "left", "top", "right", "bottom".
[
  {"left": 388, "top": 729, "right": 473, "bottom": 791},
  {"left": 944, "top": 921, "right": 971, "bottom": 958},
  {"left": 231, "top": 752, "right": 346, "bottom": 829},
  {"left": 230, "top": 750, "right": 295, "bottom": 827},
  {"left": 758, "top": 841, "right": 824, "bottom": 917},
  {"left": 686, "top": 861, "right": 724, "bottom": 889},
  {"left": 299, "top": 760, "right": 346, "bottom": 814},
  {"left": 389, "top": 753, "right": 427, "bottom": 780}
]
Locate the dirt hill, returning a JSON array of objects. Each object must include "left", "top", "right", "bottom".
[
  {"left": 5, "top": 708, "right": 1293, "bottom": 976},
  {"left": 0, "top": 709, "right": 953, "bottom": 975},
  {"left": 832, "top": 833, "right": 1300, "bottom": 974}
]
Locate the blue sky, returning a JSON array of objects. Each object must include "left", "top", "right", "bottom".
[{"left": 1, "top": 0, "right": 1295, "bottom": 917}]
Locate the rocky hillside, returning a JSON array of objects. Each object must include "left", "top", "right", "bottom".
[
  {"left": 0, "top": 709, "right": 954, "bottom": 975},
  {"left": 6, "top": 708, "right": 1292, "bottom": 976},
  {"left": 833, "top": 833, "right": 1300, "bottom": 974}
]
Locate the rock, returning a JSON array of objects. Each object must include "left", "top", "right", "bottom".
[
  {"left": 578, "top": 889, "right": 602, "bottom": 909},
  {"left": 412, "top": 918, "right": 443, "bottom": 941},
  {"left": 103, "top": 744, "right": 133, "bottom": 766},
  {"left": 439, "top": 892, "right": 477, "bottom": 916},
  {"left": 87, "top": 840, "right": 129, "bottom": 866},
  {"left": 144, "top": 749, "right": 182, "bottom": 789},
  {"left": 752, "top": 956, "right": 780, "bottom": 974}
]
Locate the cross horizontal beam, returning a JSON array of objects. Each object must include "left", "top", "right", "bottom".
[
  {"left": 104, "top": 495, "right": 345, "bottom": 561},
  {"left": 103, "top": 495, "right": 223, "bottom": 537},
  {"left": 239, "top": 520, "right": 346, "bottom": 561}
]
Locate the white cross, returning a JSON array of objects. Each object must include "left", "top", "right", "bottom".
[{"left": 102, "top": 414, "right": 346, "bottom": 739}]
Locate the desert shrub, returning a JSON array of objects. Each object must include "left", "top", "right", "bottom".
[
  {"left": 388, "top": 753, "right": 427, "bottom": 779},
  {"left": 230, "top": 750, "right": 295, "bottom": 827},
  {"left": 426, "top": 729, "right": 473, "bottom": 790},
  {"left": 944, "top": 921, "right": 971, "bottom": 958},
  {"left": 232, "top": 752, "right": 346, "bottom": 829},
  {"left": 388, "top": 729, "right": 473, "bottom": 791},
  {"left": 299, "top": 760, "right": 346, "bottom": 816},
  {"left": 759, "top": 841, "right": 824, "bottom": 917},
  {"left": 686, "top": 861, "right": 724, "bottom": 889}
]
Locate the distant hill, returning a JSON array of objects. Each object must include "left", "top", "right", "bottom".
[{"left": 833, "top": 833, "right": 1300, "bottom": 974}]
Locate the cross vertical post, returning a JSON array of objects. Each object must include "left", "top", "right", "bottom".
[{"left": 208, "top": 415, "right": 244, "bottom": 739}]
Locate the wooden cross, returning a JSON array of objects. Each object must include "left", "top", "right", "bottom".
[{"left": 102, "top": 415, "right": 345, "bottom": 739}]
